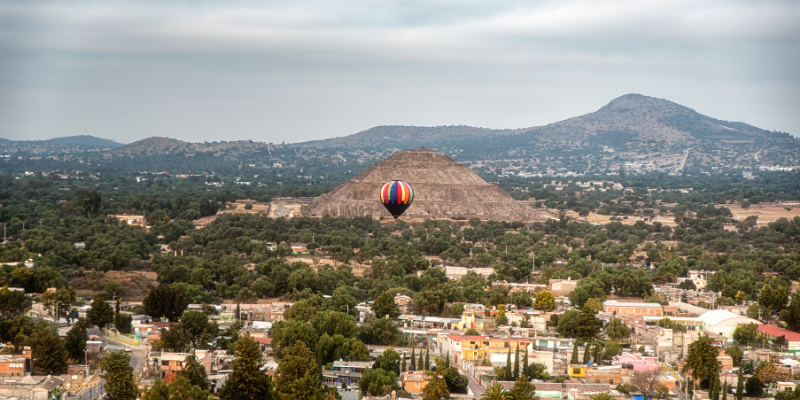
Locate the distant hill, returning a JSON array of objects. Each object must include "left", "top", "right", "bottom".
[
  {"left": 0, "top": 135, "right": 122, "bottom": 154},
  {"left": 108, "top": 137, "right": 274, "bottom": 157},
  {"left": 300, "top": 94, "right": 800, "bottom": 170},
  {"left": 46, "top": 135, "right": 122, "bottom": 147}
]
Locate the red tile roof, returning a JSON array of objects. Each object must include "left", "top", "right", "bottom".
[
  {"left": 254, "top": 337, "right": 272, "bottom": 344},
  {"left": 757, "top": 324, "right": 800, "bottom": 342}
]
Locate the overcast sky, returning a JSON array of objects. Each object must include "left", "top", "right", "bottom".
[{"left": 1, "top": 0, "right": 798, "bottom": 144}]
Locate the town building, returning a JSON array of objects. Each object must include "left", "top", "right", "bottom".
[
  {"left": 549, "top": 278, "right": 578, "bottom": 296},
  {"left": 603, "top": 301, "right": 664, "bottom": 318},
  {"left": 152, "top": 350, "right": 212, "bottom": 379},
  {"left": 757, "top": 325, "right": 800, "bottom": 355},
  {"left": 109, "top": 214, "right": 146, "bottom": 227},
  {"left": 0, "top": 352, "right": 31, "bottom": 377},
  {"left": 394, "top": 295, "right": 413, "bottom": 314},
  {"left": 441, "top": 334, "right": 532, "bottom": 366},
  {"left": 400, "top": 371, "right": 429, "bottom": 393},
  {"left": 643, "top": 310, "right": 760, "bottom": 340}
]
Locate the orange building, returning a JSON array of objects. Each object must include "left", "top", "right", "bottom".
[
  {"left": 401, "top": 371, "right": 429, "bottom": 393},
  {"left": 0, "top": 349, "right": 31, "bottom": 377},
  {"left": 602, "top": 301, "right": 663, "bottom": 318},
  {"left": 155, "top": 350, "right": 212, "bottom": 379}
]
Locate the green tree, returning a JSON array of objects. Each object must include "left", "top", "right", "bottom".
[
  {"left": 401, "top": 351, "right": 407, "bottom": 372},
  {"left": 31, "top": 321, "right": 68, "bottom": 374},
  {"left": 115, "top": 313, "right": 133, "bottom": 335},
  {"left": 64, "top": 318, "right": 89, "bottom": 363},
  {"left": 736, "top": 367, "right": 744, "bottom": 400},
  {"left": 444, "top": 366, "right": 468, "bottom": 393},
  {"left": 410, "top": 347, "right": 416, "bottom": 371},
  {"left": 604, "top": 317, "right": 631, "bottom": 341},
  {"left": 421, "top": 364, "right": 449, "bottom": 400},
  {"left": 424, "top": 348, "right": 430, "bottom": 371},
  {"left": 759, "top": 282, "right": 790, "bottom": 311},
  {"left": 76, "top": 190, "right": 102, "bottom": 218},
  {"left": 570, "top": 340, "right": 579, "bottom": 364},
  {"left": 360, "top": 368, "right": 398, "bottom": 395},
  {"left": 514, "top": 343, "right": 520, "bottom": 379},
  {"left": 284, "top": 300, "right": 317, "bottom": 322},
  {"left": 270, "top": 319, "right": 320, "bottom": 359},
  {"left": 733, "top": 323, "right": 759, "bottom": 345},
  {"left": 177, "top": 352, "right": 209, "bottom": 389},
  {"left": 143, "top": 284, "right": 189, "bottom": 322},
  {"left": 0, "top": 285, "right": 32, "bottom": 319},
  {"left": 372, "top": 291, "right": 401, "bottom": 319},
  {"left": 575, "top": 309, "right": 602, "bottom": 339},
  {"left": 583, "top": 341, "right": 592, "bottom": 364},
  {"left": 781, "top": 292, "right": 800, "bottom": 332},
  {"left": 497, "top": 304, "right": 509, "bottom": 326},
  {"left": 465, "top": 328, "right": 480, "bottom": 335},
  {"left": 275, "top": 340, "right": 324, "bottom": 400},
  {"left": 358, "top": 315, "right": 400, "bottom": 345},
  {"left": 181, "top": 311, "right": 212, "bottom": 347},
  {"left": 745, "top": 375, "right": 762, "bottom": 397},
  {"left": 220, "top": 333, "right": 274, "bottom": 400},
  {"left": 681, "top": 335, "right": 719, "bottom": 384},
  {"left": 87, "top": 295, "right": 114, "bottom": 330},
  {"left": 508, "top": 378, "right": 537, "bottom": 400},
  {"left": 506, "top": 348, "right": 512, "bottom": 376},
  {"left": 724, "top": 346, "right": 744, "bottom": 367},
  {"left": 533, "top": 290, "right": 555, "bottom": 311},
  {"left": 602, "top": 342, "right": 622, "bottom": 360},
  {"left": 102, "top": 351, "right": 137, "bottom": 400},
  {"left": 523, "top": 347, "right": 529, "bottom": 380},
  {"left": 557, "top": 309, "right": 581, "bottom": 338}
]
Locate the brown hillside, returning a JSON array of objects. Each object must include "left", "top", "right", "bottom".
[{"left": 302, "top": 148, "right": 548, "bottom": 222}]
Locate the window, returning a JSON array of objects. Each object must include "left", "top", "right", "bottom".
[
  {"left": 415, "top": 382, "right": 419, "bottom": 387},
  {"left": 162, "top": 361, "right": 169, "bottom": 366},
  {"left": 504, "top": 342, "right": 509, "bottom": 348},
  {"left": 572, "top": 368, "right": 581, "bottom": 375}
]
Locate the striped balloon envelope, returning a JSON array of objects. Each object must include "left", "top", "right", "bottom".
[{"left": 379, "top": 180, "right": 414, "bottom": 220}]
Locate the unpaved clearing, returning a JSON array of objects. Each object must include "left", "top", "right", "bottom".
[
  {"left": 70, "top": 271, "right": 157, "bottom": 301},
  {"left": 565, "top": 202, "right": 800, "bottom": 226}
]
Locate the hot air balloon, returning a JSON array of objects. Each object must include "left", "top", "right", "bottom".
[{"left": 380, "top": 180, "right": 414, "bottom": 221}]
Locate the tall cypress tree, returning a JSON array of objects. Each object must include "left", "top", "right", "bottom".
[
  {"left": 506, "top": 348, "right": 512, "bottom": 379},
  {"left": 722, "top": 383, "right": 727, "bottom": 400},
  {"left": 735, "top": 368, "right": 744, "bottom": 400},
  {"left": 401, "top": 352, "right": 407, "bottom": 372},
  {"left": 514, "top": 343, "right": 520, "bottom": 379},
  {"left": 523, "top": 346, "right": 529, "bottom": 380},
  {"left": 583, "top": 341, "right": 592, "bottom": 364},
  {"left": 444, "top": 351, "right": 450, "bottom": 369},
  {"left": 709, "top": 374, "right": 718, "bottom": 400},
  {"left": 410, "top": 347, "right": 416, "bottom": 371},
  {"left": 424, "top": 348, "right": 430, "bottom": 371},
  {"left": 570, "top": 340, "right": 579, "bottom": 364},
  {"left": 592, "top": 342, "right": 600, "bottom": 362}
]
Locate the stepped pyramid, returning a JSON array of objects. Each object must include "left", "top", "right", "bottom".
[{"left": 303, "top": 148, "right": 545, "bottom": 221}]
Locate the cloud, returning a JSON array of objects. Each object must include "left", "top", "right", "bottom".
[{"left": 0, "top": 0, "right": 798, "bottom": 142}]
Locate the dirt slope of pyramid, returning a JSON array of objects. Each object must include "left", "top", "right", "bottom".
[{"left": 302, "top": 148, "right": 545, "bottom": 221}]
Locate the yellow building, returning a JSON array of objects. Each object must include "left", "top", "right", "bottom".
[
  {"left": 568, "top": 365, "right": 587, "bottom": 378},
  {"left": 457, "top": 312, "right": 485, "bottom": 332},
  {"left": 443, "top": 334, "right": 531, "bottom": 365}
]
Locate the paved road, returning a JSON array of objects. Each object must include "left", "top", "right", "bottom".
[
  {"left": 465, "top": 371, "right": 483, "bottom": 399},
  {"left": 93, "top": 329, "right": 147, "bottom": 374}
]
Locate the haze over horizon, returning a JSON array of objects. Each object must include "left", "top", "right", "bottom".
[{"left": 1, "top": 0, "right": 798, "bottom": 144}]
